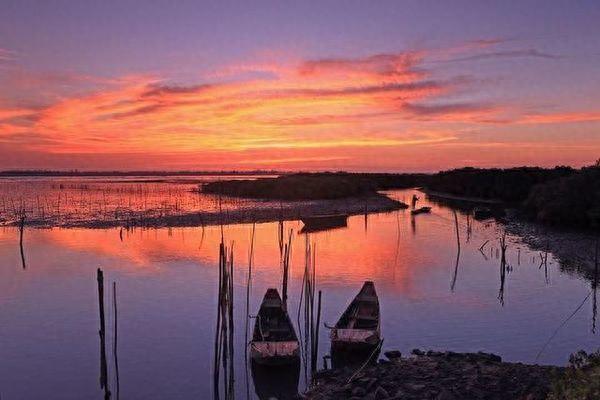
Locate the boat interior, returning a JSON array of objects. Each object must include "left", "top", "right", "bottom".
[
  {"left": 254, "top": 289, "right": 297, "bottom": 342},
  {"left": 336, "top": 283, "right": 379, "bottom": 330}
]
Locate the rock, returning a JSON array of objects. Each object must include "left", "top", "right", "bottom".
[
  {"left": 405, "top": 383, "right": 426, "bottom": 392},
  {"left": 302, "top": 349, "right": 562, "bottom": 400},
  {"left": 436, "top": 389, "right": 457, "bottom": 400},
  {"left": 411, "top": 349, "right": 425, "bottom": 356},
  {"left": 374, "top": 386, "right": 389, "bottom": 399},
  {"left": 365, "top": 378, "right": 378, "bottom": 391},
  {"left": 384, "top": 350, "right": 402, "bottom": 360},
  {"left": 476, "top": 352, "right": 502, "bottom": 363}
]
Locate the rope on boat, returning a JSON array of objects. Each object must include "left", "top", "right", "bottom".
[{"left": 346, "top": 339, "right": 384, "bottom": 384}]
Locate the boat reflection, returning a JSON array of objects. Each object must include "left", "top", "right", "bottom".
[{"left": 251, "top": 359, "right": 300, "bottom": 400}]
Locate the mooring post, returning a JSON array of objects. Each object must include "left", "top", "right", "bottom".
[
  {"left": 97, "top": 268, "right": 110, "bottom": 399},
  {"left": 312, "top": 290, "right": 323, "bottom": 375}
]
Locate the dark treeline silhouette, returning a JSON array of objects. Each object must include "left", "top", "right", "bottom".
[
  {"left": 426, "top": 166, "right": 575, "bottom": 203},
  {"left": 205, "top": 165, "right": 600, "bottom": 229},
  {"left": 523, "top": 166, "right": 600, "bottom": 229},
  {"left": 202, "top": 172, "right": 426, "bottom": 200}
]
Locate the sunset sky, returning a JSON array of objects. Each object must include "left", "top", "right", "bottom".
[{"left": 1, "top": 1, "right": 599, "bottom": 171}]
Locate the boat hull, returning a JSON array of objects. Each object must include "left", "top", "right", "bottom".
[
  {"left": 250, "top": 341, "right": 300, "bottom": 366},
  {"left": 330, "top": 281, "right": 381, "bottom": 368},
  {"left": 411, "top": 206, "right": 431, "bottom": 215},
  {"left": 331, "top": 338, "right": 381, "bottom": 368}
]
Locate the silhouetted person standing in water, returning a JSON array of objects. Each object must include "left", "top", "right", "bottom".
[{"left": 411, "top": 194, "right": 419, "bottom": 210}]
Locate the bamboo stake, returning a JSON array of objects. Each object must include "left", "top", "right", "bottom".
[
  {"left": 112, "top": 282, "right": 120, "bottom": 400},
  {"left": 97, "top": 269, "right": 111, "bottom": 400}
]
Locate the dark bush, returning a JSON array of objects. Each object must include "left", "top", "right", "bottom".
[
  {"left": 427, "top": 167, "right": 575, "bottom": 203},
  {"left": 523, "top": 167, "right": 600, "bottom": 228},
  {"left": 201, "top": 172, "right": 425, "bottom": 200}
]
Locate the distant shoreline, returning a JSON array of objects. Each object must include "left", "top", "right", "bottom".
[{"left": 0, "top": 170, "right": 282, "bottom": 177}]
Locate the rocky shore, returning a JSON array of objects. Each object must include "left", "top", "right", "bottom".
[{"left": 302, "top": 350, "right": 563, "bottom": 400}]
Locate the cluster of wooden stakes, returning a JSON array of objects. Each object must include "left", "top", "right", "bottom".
[{"left": 213, "top": 221, "right": 382, "bottom": 400}]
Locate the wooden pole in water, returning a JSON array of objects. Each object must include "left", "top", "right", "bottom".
[
  {"left": 112, "top": 282, "right": 120, "bottom": 400},
  {"left": 96, "top": 268, "right": 110, "bottom": 400},
  {"left": 19, "top": 215, "right": 26, "bottom": 269},
  {"left": 312, "top": 290, "right": 322, "bottom": 375}
]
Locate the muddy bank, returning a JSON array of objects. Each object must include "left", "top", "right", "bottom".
[
  {"left": 8, "top": 193, "right": 407, "bottom": 229},
  {"left": 421, "top": 188, "right": 599, "bottom": 279},
  {"left": 302, "top": 350, "right": 563, "bottom": 400},
  {"left": 502, "top": 217, "right": 598, "bottom": 280}
]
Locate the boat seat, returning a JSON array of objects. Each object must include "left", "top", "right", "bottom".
[
  {"left": 358, "top": 296, "right": 378, "bottom": 303},
  {"left": 263, "top": 299, "right": 282, "bottom": 308},
  {"left": 357, "top": 315, "right": 378, "bottom": 321}
]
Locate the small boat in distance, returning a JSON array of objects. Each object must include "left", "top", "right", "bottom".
[
  {"left": 410, "top": 206, "right": 432, "bottom": 215},
  {"left": 250, "top": 289, "right": 300, "bottom": 366},
  {"left": 300, "top": 213, "right": 348, "bottom": 233},
  {"left": 330, "top": 281, "right": 381, "bottom": 367}
]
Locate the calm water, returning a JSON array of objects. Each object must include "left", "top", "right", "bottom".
[{"left": 0, "top": 183, "right": 598, "bottom": 399}]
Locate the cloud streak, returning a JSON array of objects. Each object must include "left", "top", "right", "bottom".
[{"left": 0, "top": 39, "right": 597, "bottom": 170}]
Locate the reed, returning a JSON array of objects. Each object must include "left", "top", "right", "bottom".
[
  {"left": 281, "top": 228, "right": 293, "bottom": 309},
  {"left": 213, "top": 238, "right": 235, "bottom": 400},
  {"left": 296, "top": 235, "right": 321, "bottom": 382},
  {"left": 18, "top": 212, "right": 26, "bottom": 269},
  {"left": 450, "top": 211, "right": 461, "bottom": 291},
  {"left": 243, "top": 224, "right": 256, "bottom": 400},
  {"left": 498, "top": 233, "right": 510, "bottom": 306}
]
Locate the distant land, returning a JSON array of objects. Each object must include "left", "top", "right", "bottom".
[{"left": 0, "top": 169, "right": 283, "bottom": 177}]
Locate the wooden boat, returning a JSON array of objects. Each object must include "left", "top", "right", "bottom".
[
  {"left": 410, "top": 206, "right": 432, "bottom": 215},
  {"left": 300, "top": 214, "right": 348, "bottom": 233},
  {"left": 250, "top": 289, "right": 300, "bottom": 365},
  {"left": 330, "top": 281, "right": 381, "bottom": 367}
]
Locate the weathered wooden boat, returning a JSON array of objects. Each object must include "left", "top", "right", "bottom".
[
  {"left": 300, "top": 214, "right": 348, "bottom": 233},
  {"left": 250, "top": 288, "right": 300, "bottom": 365},
  {"left": 410, "top": 206, "right": 432, "bottom": 215},
  {"left": 330, "top": 281, "right": 381, "bottom": 367}
]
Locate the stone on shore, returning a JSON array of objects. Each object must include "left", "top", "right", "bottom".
[{"left": 301, "top": 350, "right": 563, "bottom": 400}]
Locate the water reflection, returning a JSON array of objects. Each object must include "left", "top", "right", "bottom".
[
  {"left": 251, "top": 360, "right": 300, "bottom": 400},
  {"left": 0, "top": 189, "right": 599, "bottom": 399}
]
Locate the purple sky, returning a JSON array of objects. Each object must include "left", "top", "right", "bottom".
[{"left": 1, "top": 1, "right": 599, "bottom": 171}]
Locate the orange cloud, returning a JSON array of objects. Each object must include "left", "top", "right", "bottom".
[
  {"left": 0, "top": 42, "right": 599, "bottom": 171},
  {"left": 518, "top": 111, "right": 600, "bottom": 124}
]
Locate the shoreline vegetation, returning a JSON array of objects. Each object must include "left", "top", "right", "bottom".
[
  {"left": 3, "top": 165, "right": 600, "bottom": 230},
  {"left": 4, "top": 193, "right": 405, "bottom": 229}
]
